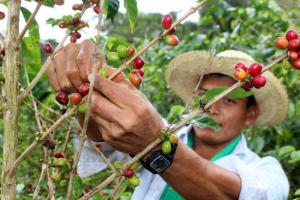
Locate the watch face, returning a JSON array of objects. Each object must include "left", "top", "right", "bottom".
[{"left": 150, "top": 155, "right": 171, "bottom": 173}]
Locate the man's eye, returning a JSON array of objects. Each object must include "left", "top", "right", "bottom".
[{"left": 223, "top": 97, "right": 235, "bottom": 104}]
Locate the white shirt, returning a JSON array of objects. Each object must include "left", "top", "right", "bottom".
[{"left": 75, "top": 125, "right": 289, "bottom": 200}]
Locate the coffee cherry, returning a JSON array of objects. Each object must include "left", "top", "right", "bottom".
[
  {"left": 99, "top": 67, "right": 109, "bottom": 78},
  {"left": 165, "top": 35, "right": 180, "bottom": 46},
  {"left": 117, "top": 45, "right": 128, "bottom": 59},
  {"left": 51, "top": 171, "right": 61, "bottom": 182},
  {"left": 55, "top": 91, "right": 69, "bottom": 105},
  {"left": 78, "top": 103, "right": 87, "bottom": 113},
  {"left": 161, "top": 14, "right": 173, "bottom": 30},
  {"left": 58, "top": 21, "right": 67, "bottom": 28},
  {"left": 292, "top": 58, "right": 300, "bottom": 70},
  {"left": 74, "top": 31, "right": 81, "bottom": 39},
  {"left": 72, "top": 4, "right": 82, "bottom": 11},
  {"left": 72, "top": 17, "right": 80, "bottom": 26},
  {"left": 43, "top": 43, "right": 53, "bottom": 54},
  {"left": 53, "top": 151, "right": 64, "bottom": 158},
  {"left": 62, "top": 15, "right": 73, "bottom": 25},
  {"left": 128, "top": 175, "right": 140, "bottom": 187},
  {"left": 288, "top": 51, "right": 298, "bottom": 60},
  {"left": 42, "top": 139, "right": 56, "bottom": 150},
  {"left": 70, "top": 35, "right": 77, "bottom": 43},
  {"left": 252, "top": 75, "right": 266, "bottom": 88},
  {"left": 274, "top": 36, "right": 288, "bottom": 49},
  {"left": 113, "top": 160, "right": 123, "bottom": 169},
  {"left": 130, "top": 162, "right": 139, "bottom": 170},
  {"left": 235, "top": 62, "right": 248, "bottom": 72},
  {"left": 0, "top": 11, "right": 5, "bottom": 20},
  {"left": 70, "top": 92, "right": 82, "bottom": 105},
  {"left": 242, "top": 81, "right": 254, "bottom": 90},
  {"left": 248, "top": 63, "right": 263, "bottom": 77},
  {"left": 233, "top": 68, "right": 247, "bottom": 81},
  {"left": 127, "top": 47, "right": 135, "bottom": 57},
  {"left": 54, "top": 158, "right": 66, "bottom": 167},
  {"left": 169, "top": 134, "right": 178, "bottom": 144},
  {"left": 162, "top": 140, "right": 172, "bottom": 154},
  {"left": 93, "top": 6, "right": 101, "bottom": 14},
  {"left": 95, "top": 144, "right": 102, "bottom": 151},
  {"left": 124, "top": 168, "right": 134, "bottom": 178},
  {"left": 135, "top": 69, "right": 144, "bottom": 77},
  {"left": 285, "top": 29, "right": 298, "bottom": 41},
  {"left": 78, "top": 83, "right": 90, "bottom": 95},
  {"left": 133, "top": 56, "right": 145, "bottom": 69},
  {"left": 107, "top": 52, "right": 121, "bottom": 64},
  {"left": 167, "top": 27, "right": 176, "bottom": 35},
  {"left": 288, "top": 39, "right": 300, "bottom": 51},
  {"left": 129, "top": 71, "right": 142, "bottom": 87}
]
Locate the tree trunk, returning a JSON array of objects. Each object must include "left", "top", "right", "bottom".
[{"left": 1, "top": 1, "right": 21, "bottom": 200}]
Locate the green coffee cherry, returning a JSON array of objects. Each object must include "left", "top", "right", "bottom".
[{"left": 162, "top": 140, "right": 172, "bottom": 154}]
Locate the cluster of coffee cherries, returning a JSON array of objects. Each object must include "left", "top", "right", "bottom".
[
  {"left": 113, "top": 160, "right": 140, "bottom": 187},
  {"left": 0, "top": 11, "right": 5, "bottom": 20},
  {"left": 161, "top": 14, "right": 180, "bottom": 46},
  {"left": 49, "top": 151, "right": 73, "bottom": 185},
  {"left": 57, "top": 13, "right": 87, "bottom": 43},
  {"left": 161, "top": 130, "right": 178, "bottom": 154},
  {"left": 233, "top": 62, "right": 267, "bottom": 89},
  {"left": 55, "top": 83, "right": 89, "bottom": 111},
  {"left": 274, "top": 29, "right": 300, "bottom": 70},
  {"left": 72, "top": 0, "right": 101, "bottom": 14},
  {"left": 106, "top": 45, "right": 145, "bottom": 87}
]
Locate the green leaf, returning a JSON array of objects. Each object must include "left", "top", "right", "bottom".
[
  {"left": 202, "top": 87, "right": 253, "bottom": 102},
  {"left": 278, "top": 145, "right": 295, "bottom": 159},
  {"left": 167, "top": 105, "right": 185, "bottom": 122},
  {"left": 46, "top": 18, "right": 61, "bottom": 27},
  {"left": 294, "top": 188, "right": 300, "bottom": 196},
  {"left": 25, "top": 0, "right": 55, "bottom": 7},
  {"left": 290, "top": 150, "right": 300, "bottom": 163},
  {"left": 189, "top": 115, "right": 221, "bottom": 132},
  {"left": 124, "top": 0, "right": 138, "bottom": 32}
]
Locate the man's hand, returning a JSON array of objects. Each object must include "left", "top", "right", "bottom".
[{"left": 89, "top": 73, "right": 164, "bottom": 155}]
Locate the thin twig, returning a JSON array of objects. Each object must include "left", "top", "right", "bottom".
[
  {"left": 62, "top": 123, "right": 73, "bottom": 155},
  {"left": 112, "top": 176, "right": 125, "bottom": 200},
  {"left": 17, "top": 0, "right": 42, "bottom": 43}
]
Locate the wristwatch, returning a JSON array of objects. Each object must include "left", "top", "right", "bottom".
[{"left": 140, "top": 143, "right": 177, "bottom": 174}]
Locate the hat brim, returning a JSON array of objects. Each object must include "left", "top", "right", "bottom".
[{"left": 166, "top": 51, "right": 288, "bottom": 126}]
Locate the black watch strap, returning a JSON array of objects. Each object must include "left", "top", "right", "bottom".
[{"left": 140, "top": 143, "right": 177, "bottom": 174}]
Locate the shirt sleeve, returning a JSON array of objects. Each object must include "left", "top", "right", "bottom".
[
  {"left": 217, "top": 155, "right": 289, "bottom": 200},
  {"left": 73, "top": 135, "right": 127, "bottom": 178}
]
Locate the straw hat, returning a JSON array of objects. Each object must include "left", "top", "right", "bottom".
[{"left": 166, "top": 50, "right": 288, "bottom": 126}]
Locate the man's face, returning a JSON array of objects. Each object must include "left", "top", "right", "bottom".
[{"left": 194, "top": 74, "right": 258, "bottom": 145}]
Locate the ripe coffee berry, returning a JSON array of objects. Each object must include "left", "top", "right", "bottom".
[
  {"left": 133, "top": 56, "right": 145, "bottom": 69},
  {"left": 288, "top": 51, "right": 298, "bottom": 60},
  {"left": 43, "top": 43, "right": 53, "bottom": 54},
  {"left": 93, "top": 6, "right": 101, "bottom": 14},
  {"left": 288, "top": 39, "right": 300, "bottom": 51},
  {"left": 248, "top": 63, "right": 263, "bottom": 77},
  {"left": 58, "top": 22, "right": 67, "bottom": 29},
  {"left": 78, "top": 83, "right": 90, "bottom": 95},
  {"left": 129, "top": 71, "right": 142, "bottom": 87},
  {"left": 0, "top": 11, "right": 5, "bottom": 20},
  {"left": 72, "top": 17, "right": 80, "bottom": 26},
  {"left": 70, "top": 92, "right": 82, "bottom": 105},
  {"left": 233, "top": 68, "right": 247, "bottom": 81},
  {"left": 235, "top": 62, "right": 248, "bottom": 72},
  {"left": 165, "top": 35, "right": 180, "bottom": 46},
  {"left": 167, "top": 27, "right": 176, "bottom": 35},
  {"left": 55, "top": 91, "right": 69, "bottom": 105},
  {"left": 136, "top": 69, "right": 144, "bottom": 77},
  {"left": 53, "top": 151, "right": 64, "bottom": 158},
  {"left": 285, "top": 29, "right": 298, "bottom": 41},
  {"left": 127, "top": 47, "right": 135, "bottom": 57},
  {"left": 274, "top": 37, "right": 288, "bottom": 49},
  {"left": 70, "top": 35, "right": 77, "bottom": 43},
  {"left": 161, "top": 14, "right": 173, "bottom": 30},
  {"left": 124, "top": 168, "right": 134, "bottom": 178},
  {"left": 292, "top": 59, "right": 300, "bottom": 70},
  {"left": 252, "top": 75, "right": 266, "bottom": 88},
  {"left": 243, "top": 81, "right": 254, "bottom": 90},
  {"left": 73, "top": 31, "right": 81, "bottom": 39}
]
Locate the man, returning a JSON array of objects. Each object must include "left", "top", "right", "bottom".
[{"left": 47, "top": 40, "right": 289, "bottom": 199}]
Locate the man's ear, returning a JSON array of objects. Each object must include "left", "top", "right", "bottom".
[{"left": 245, "top": 105, "right": 259, "bottom": 126}]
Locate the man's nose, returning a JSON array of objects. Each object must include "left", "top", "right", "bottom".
[{"left": 207, "top": 100, "right": 221, "bottom": 116}]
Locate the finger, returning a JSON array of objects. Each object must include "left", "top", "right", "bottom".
[
  {"left": 91, "top": 74, "right": 139, "bottom": 107},
  {"left": 64, "top": 43, "right": 83, "bottom": 89},
  {"left": 90, "top": 91, "right": 124, "bottom": 123},
  {"left": 77, "top": 40, "right": 104, "bottom": 81},
  {"left": 54, "top": 48, "right": 74, "bottom": 93},
  {"left": 46, "top": 62, "right": 61, "bottom": 92}
]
